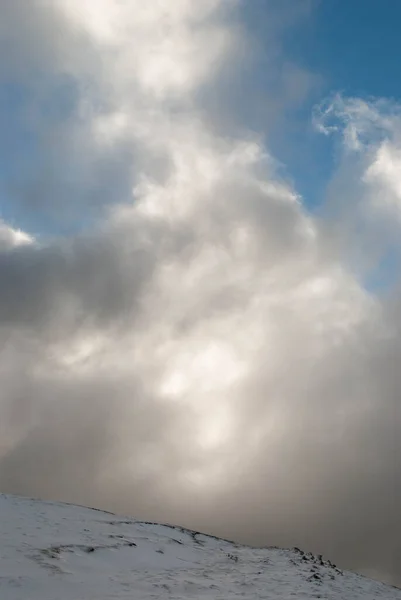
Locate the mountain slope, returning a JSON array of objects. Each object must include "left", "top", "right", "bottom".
[{"left": 0, "top": 494, "right": 399, "bottom": 599}]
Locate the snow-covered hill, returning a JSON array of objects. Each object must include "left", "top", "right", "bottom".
[{"left": 0, "top": 494, "right": 399, "bottom": 600}]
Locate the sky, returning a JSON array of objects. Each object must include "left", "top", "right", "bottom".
[{"left": 1, "top": 0, "right": 401, "bottom": 588}]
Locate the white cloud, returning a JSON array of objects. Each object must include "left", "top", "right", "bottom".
[
  {"left": 313, "top": 94, "right": 401, "bottom": 151},
  {"left": 313, "top": 94, "right": 401, "bottom": 284},
  {"left": 364, "top": 142, "right": 401, "bottom": 218},
  {"left": 59, "top": 0, "right": 233, "bottom": 97},
  {"left": 1, "top": 0, "right": 401, "bottom": 587},
  {"left": 0, "top": 221, "right": 34, "bottom": 250}
]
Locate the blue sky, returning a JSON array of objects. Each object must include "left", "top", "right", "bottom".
[
  {"left": 294, "top": 1, "right": 401, "bottom": 100},
  {"left": 290, "top": 0, "right": 401, "bottom": 208},
  {"left": 1, "top": 1, "right": 401, "bottom": 235},
  {"left": 239, "top": 0, "right": 401, "bottom": 213}
]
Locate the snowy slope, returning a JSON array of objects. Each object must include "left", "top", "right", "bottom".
[{"left": 0, "top": 494, "right": 400, "bottom": 600}]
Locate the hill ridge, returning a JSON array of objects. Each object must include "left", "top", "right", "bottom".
[{"left": 0, "top": 493, "right": 399, "bottom": 599}]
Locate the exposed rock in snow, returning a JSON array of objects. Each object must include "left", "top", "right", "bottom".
[{"left": 0, "top": 494, "right": 400, "bottom": 599}]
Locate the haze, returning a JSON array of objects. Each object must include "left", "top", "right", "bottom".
[{"left": 0, "top": 0, "right": 400, "bottom": 587}]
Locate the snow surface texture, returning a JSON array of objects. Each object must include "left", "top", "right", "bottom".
[{"left": 0, "top": 494, "right": 400, "bottom": 599}]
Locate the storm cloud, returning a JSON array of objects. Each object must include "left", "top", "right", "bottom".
[{"left": 0, "top": 0, "right": 401, "bottom": 587}]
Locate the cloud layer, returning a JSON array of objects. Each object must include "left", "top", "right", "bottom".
[{"left": 1, "top": 0, "right": 401, "bottom": 587}]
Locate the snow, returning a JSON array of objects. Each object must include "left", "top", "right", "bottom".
[{"left": 0, "top": 494, "right": 400, "bottom": 599}]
